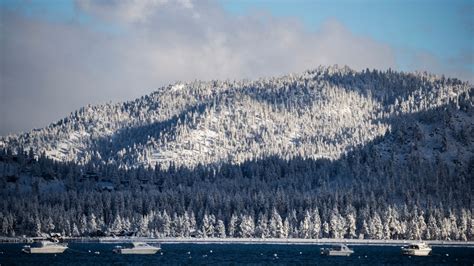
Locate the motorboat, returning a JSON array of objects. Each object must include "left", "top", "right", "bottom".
[
  {"left": 113, "top": 242, "right": 161, "bottom": 254},
  {"left": 320, "top": 244, "right": 354, "bottom": 256},
  {"left": 401, "top": 242, "right": 432, "bottom": 256},
  {"left": 22, "top": 240, "right": 68, "bottom": 254}
]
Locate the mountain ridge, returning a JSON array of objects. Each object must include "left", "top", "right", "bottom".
[{"left": 1, "top": 65, "right": 472, "bottom": 170}]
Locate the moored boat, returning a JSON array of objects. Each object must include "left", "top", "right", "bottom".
[
  {"left": 22, "top": 241, "right": 68, "bottom": 254},
  {"left": 401, "top": 242, "right": 432, "bottom": 256},
  {"left": 320, "top": 244, "right": 354, "bottom": 256},
  {"left": 113, "top": 242, "right": 161, "bottom": 254}
]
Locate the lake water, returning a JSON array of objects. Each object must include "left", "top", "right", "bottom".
[{"left": 0, "top": 243, "right": 473, "bottom": 265}]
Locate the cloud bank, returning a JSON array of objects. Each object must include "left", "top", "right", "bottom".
[{"left": 0, "top": 0, "right": 470, "bottom": 135}]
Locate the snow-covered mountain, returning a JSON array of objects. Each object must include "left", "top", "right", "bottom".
[
  {"left": 1, "top": 66, "right": 472, "bottom": 170},
  {"left": 1, "top": 65, "right": 473, "bottom": 240}
]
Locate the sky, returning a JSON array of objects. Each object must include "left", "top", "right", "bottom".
[{"left": 0, "top": 0, "right": 473, "bottom": 136}]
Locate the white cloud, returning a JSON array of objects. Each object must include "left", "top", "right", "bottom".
[
  {"left": 77, "top": 0, "right": 198, "bottom": 24},
  {"left": 2, "top": 1, "right": 464, "bottom": 136},
  {"left": 77, "top": 0, "right": 167, "bottom": 23}
]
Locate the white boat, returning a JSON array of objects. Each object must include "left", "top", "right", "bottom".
[
  {"left": 401, "top": 242, "right": 432, "bottom": 256},
  {"left": 320, "top": 244, "right": 354, "bottom": 256},
  {"left": 22, "top": 241, "right": 68, "bottom": 254},
  {"left": 113, "top": 242, "right": 161, "bottom": 254}
]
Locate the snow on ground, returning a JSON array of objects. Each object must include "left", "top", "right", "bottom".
[
  {"left": 59, "top": 237, "right": 474, "bottom": 247},
  {"left": 171, "top": 84, "right": 185, "bottom": 92}
]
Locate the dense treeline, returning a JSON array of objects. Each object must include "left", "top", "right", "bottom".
[{"left": 0, "top": 152, "right": 472, "bottom": 240}]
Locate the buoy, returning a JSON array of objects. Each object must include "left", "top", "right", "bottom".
[
  {"left": 88, "top": 250, "right": 91, "bottom": 253},
  {"left": 365, "top": 255, "right": 368, "bottom": 258},
  {"left": 274, "top": 253, "right": 277, "bottom": 257},
  {"left": 299, "top": 251, "right": 302, "bottom": 255},
  {"left": 160, "top": 252, "right": 164, "bottom": 255},
  {"left": 210, "top": 250, "right": 213, "bottom": 253},
  {"left": 187, "top": 251, "right": 191, "bottom": 254},
  {"left": 446, "top": 254, "right": 449, "bottom": 256},
  {"left": 260, "top": 253, "right": 263, "bottom": 256}
]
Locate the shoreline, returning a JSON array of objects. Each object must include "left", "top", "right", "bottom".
[{"left": 1, "top": 237, "right": 473, "bottom": 247}]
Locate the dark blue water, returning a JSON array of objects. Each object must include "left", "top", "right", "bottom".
[{"left": 0, "top": 243, "right": 472, "bottom": 265}]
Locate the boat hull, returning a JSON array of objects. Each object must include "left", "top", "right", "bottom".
[
  {"left": 322, "top": 250, "right": 353, "bottom": 256},
  {"left": 113, "top": 248, "right": 160, "bottom": 254},
  {"left": 22, "top": 246, "right": 68, "bottom": 254},
  {"left": 320, "top": 246, "right": 354, "bottom": 257},
  {"left": 401, "top": 249, "right": 431, "bottom": 256}
]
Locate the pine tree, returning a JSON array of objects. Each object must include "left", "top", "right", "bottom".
[
  {"left": 329, "top": 207, "right": 345, "bottom": 239},
  {"left": 137, "top": 215, "right": 149, "bottom": 237},
  {"left": 161, "top": 211, "right": 171, "bottom": 237},
  {"left": 88, "top": 213, "right": 98, "bottom": 235},
  {"left": 72, "top": 223, "right": 80, "bottom": 237},
  {"left": 311, "top": 209, "right": 321, "bottom": 239},
  {"left": 458, "top": 209, "right": 469, "bottom": 241},
  {"left": 449, "top": 211, "right": 459, "bottom": 240},
  {"left": 269, "top": 208, "right": 283, "bottom": 238},
  {"left": 182, "top": 211, "right": 191, "bottom": 237},
  {"left": 189, "top": 211, "right": 197, "bottom": 236},
  {"left": 300, "top": 211, "right": 311, "bottom": 239},
  {"left": 418, "top": 211, "right": 427, "bottom": 240},
  {"left": 468, "top": 212, "right": 474, "bottom": 241},
  {"left": 201, "top": 214, "right": 214, "bottom": 238},
  {"left": 228, "top": 214, "right": 238, "bottom": 238},
  {"left": 281, "top": 218, "right": 289, "bottom": 238},
  {"left": 216, "top": 219, "right": 226, "bottom": 238},
  {"left": 34, "top": 217, "right": 42, "bottom": 237},
  {"left": 45, "top": 216, "right": 55, "bottom": 234},
  {"left": 239, "top": 215, "right": 255, "bottom": 238},
  {"left": 369, "top": 212, "right": 383, "bottom": 240},
  {"left": 322, "top": 221, "right": 330, "bottom": 238},
  {"left": 426, "top": 214, "right": 439, "bottom": 240},
  {"left": 255, "top": 213, "right": 269, "bottom": 238},
  {"left": 1, "top": 215, "right": 10, "bottom": 236},
  {"left": 79, "top": 215, "right": 87, "bottom": 235},
  {"left": 110, "top": 215, "right": 123, "bottom": 235},
  {"left": 346, "top": 212, "right": 356, "bottom": 239},
  {"left": 441, "top": 217, "right": 452, "bottom": 240}
]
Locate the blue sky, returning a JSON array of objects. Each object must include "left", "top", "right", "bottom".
[
  {"left": 2, "top": 0, "right": 472, "bottom": 62},
  {"left": 0, "top": 0, "right": 473, "bottom": 135},
  {"left": 221, "top": 0, "right": 473, "bottom": 71},
  {"left": 2, "top": 0, "right": 472, "bottom": 71}
]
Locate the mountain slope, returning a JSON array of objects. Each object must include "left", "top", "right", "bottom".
[{"left": 1, "top": 66, "right": 472, "bottom": 170}]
